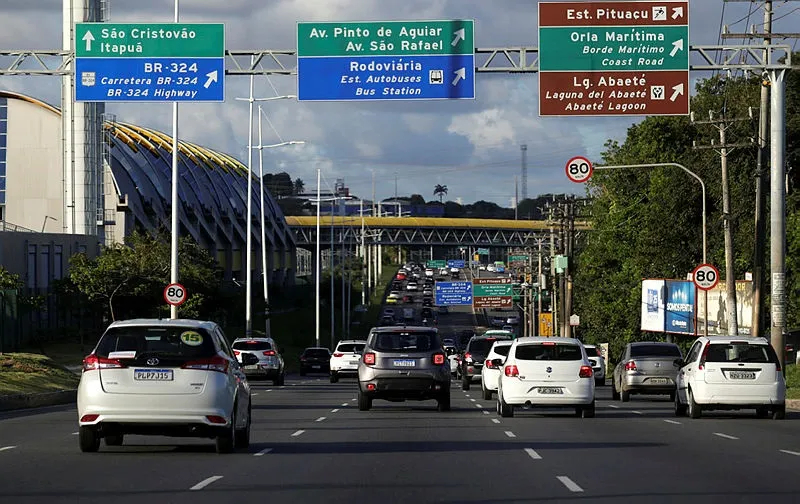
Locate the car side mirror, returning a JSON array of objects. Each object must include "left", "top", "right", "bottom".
[{"left": 241, "top": 353, "right": 259, "bottom": 366}]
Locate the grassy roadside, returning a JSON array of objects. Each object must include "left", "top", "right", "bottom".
[
  {"left": 786, "top": 364, "right": 800, "bottom": 399},
  {"left": 0, "top": 353, "right": 80, "bottom": 396}
]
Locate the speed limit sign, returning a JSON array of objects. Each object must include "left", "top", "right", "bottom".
[
  {"left": 164, "top": 282, "right": 187, "bottom": 306},
  {"left": 565, "top": 156, "right": 593, "bottom": 183},
  {"left": 692, "top": 264, "right": 720, "bottom": 291}
]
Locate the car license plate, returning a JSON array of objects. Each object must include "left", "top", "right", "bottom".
[
  {"left": 393, "top": 359, "right": 416, "bottom": 368},
  {"left": 648, "top": 378, "right": 669, "bottom": 385},
  {"left": 538, "top": 387, "right": 563, "bottom": 394},
  {"left": 729, "top": 371, "right": 756, "bottom": 380},
  {"left": 312, "top": 365, "right": 321, "bottom": 369},
  {"left": 134, "top": 369, "right": 173, "bottom": 381}
]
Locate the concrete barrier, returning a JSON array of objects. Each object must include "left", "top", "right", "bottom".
[{"left": 0, "top": 389, "right": 77, "bottom": 412}]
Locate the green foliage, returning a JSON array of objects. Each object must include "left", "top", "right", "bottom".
[
  {"left": 433, "top": 184, "right": 448, "bottom": 203},
  {"left": 0, "top": 267, "right": 23, "bottom": 291}
]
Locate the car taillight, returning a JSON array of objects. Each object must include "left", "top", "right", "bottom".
[
  {"left": 82, "top": 354, "right": 126, "bottom": 371},
  {"left": 80, "top": 414, "right": 99, "bottom": 423},
  {"left": 364, "top": 352, "right": 376, "bottom": 365},
  {"left": 624, "top": 360, "right": 637, "bottom": 371},
  {"left": 234, "top": 350, "right": 240, "bottom": 356},
  {"left": 464, "top": 352, "right": 473, "bottom": 363},
  {"left": 579, "top": 365, "right": 593, "bottom": 378},
  {"left": 433, "top": 353, "right": 445, "bottom": 365},
  {"left": 698, "top": 344, "right": 710, "bottom": 370},
  {"left": 504, "top": 365, "right": 519, "bottom": 377},
  {"left": 333, "top": 352, "right": 344, "bottom": 358},
  {"left": 485, "top": 359, "right": 496, "bottom": 369},
  {"left": 263, "top": 350, "right": 276, "bottom": 356},
  {"left": 182, "top": 355, "right": 229, "bottom": 374}
]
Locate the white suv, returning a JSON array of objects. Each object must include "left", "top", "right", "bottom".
[
  {"left": 77, "top": 319, "right": 253, "bottom": 453},
  {"left": 232, "top": 337, "right": 285, "bottom": 385},
  {"left": 496, "top": 337, "right": 595, "bottom": 418},
  {"left": 330, "top": 340, "right": 367, "bottom": 383},
  {"left": 675, "top": 336, "right": 786, "bottom": 419},
  {"left": 583, "top": 344, "right": 606, "bottom": 386},
  {"left": 481, "top": 340, "right": 513, "bottom": 400}
]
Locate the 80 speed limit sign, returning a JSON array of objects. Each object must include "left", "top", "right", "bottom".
[
  {"left": 164, "top": 282, "right": 188, "bottom": 306},
  {"left": 565, "top": 156, "right": 593, "bottom": 183},
  {"left": 692, "top": 264, "right": 720, "bottom": 291}
]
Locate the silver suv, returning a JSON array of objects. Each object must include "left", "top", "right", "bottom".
[{"left": 357, "top": 327, "right": 451, "bottom": 412}]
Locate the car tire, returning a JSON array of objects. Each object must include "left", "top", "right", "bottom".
[
  {"left": 772, "top": 405, "right": 786, "bottom": 420},
  {"left": 621, "top": 388, "right": 630, "bottom": 403},
  {"left": 755, "top": 406, "right": 769, "bottom": 418},
  {"left": 669, "top": 392, "right": 676, "bottom": 402},
  {"left": 330, "top": 372, "right": 339, "bottom": 384},
  {"left": 79, "top": 426, "right": 100, "bottom": 452},
  {"left": 674, "top": 392, "right": 687, "bottom": 417},
  {"left": 688, "top": 389, "right": 702, "bottom": 419},
  {"left": 499, "top": 393, "right": 514, "bottom": 418},
  {"left": 216, "top": 411, "right": 236, "bottom": 454},
  {"left": 235, "top": 403, "right": 251, "bottom": 449},
  {"left": 581, "top": 402, "right": 596, "bottom": 418},
  {"left": 482, "top": 386, "right": 492, "bottom": 401},
  {"left": 277, "top": 372, "right": 285, "bottom": 386},
  {"left": 461, "top": 374, "right": 470, "bottom": 391},
  {"left": 438, "top": 392, "right": 451, "bottom": 412},
  {"left": 104, "top": 434, "right": 124, "bottom": 447},
  {"left": 358, "top": 390, "right": 372, "bottom": 411},
  {"left": 611, "top": 379, "right": 620, "bottom": 400}
]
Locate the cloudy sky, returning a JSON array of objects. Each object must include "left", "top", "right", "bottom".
[{"left": 1, "top": 0, "right": 797, "bottom": 207}]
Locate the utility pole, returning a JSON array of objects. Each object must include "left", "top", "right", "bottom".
[
  {"left": 514, "top": 176, "right": 519, "bottom": 220},
  {"left": 565, "top": 197, "right": 575, "bottom": 339},
  {"left": 692, "top": 110, "right": 753, "bottom": 335},
  {"left": 520, "top": 144, "right": 528, "bottom": 201},
  {"left": 537, "top": 239, "right": 543, "bottom": 337}
]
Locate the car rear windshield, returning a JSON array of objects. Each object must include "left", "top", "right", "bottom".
[
  {"left": 515, "top": 343, "right": 582, "bottom": 361},
  {"left": 630, "top": 344, "right": 681, "bottom": 358},
  {"left": 372, "top": 331, "right": 440, "bottom": 352},
  {"left": 336, "top": 343, "right": 365, "bottom": 354},
  {"left": 96, "top": 326, "right": 217, "bottom": 360},
  {"left": 469, "top": 337, "right": 510, "bottom": 354},
  {"left": 232, "top": 340, "right": 272, "bottom": 351},
  {"left": 584, "top": 347, "right": 598, "bottom": 357},
  {"left": 704, "top": 343, "right": 778, "bottom": 364},
  {"left": 492, "top": 344, "right": 512, "bottom": 357},
  {"left": 303, "top": 349, "right": 331, "bottom": 358}
]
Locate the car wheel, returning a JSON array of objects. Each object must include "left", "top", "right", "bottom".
[
  {"left": 621, "top": 388, "right": 630, "bottom": 403},
  {"left": 79, "top": 426, "right": 100, "bottom": 452},
  {"left": 330, "top": 372, "right": 339, "bottom": 384},
  {"left": 688, "top": 389, "right": 702, "bottom": 419},
  {"left": 772, "top": 405, "right": 786, "bottom": 420},
  {"left": 755, "top": 406, "right": 769, "bottom": 418},
  {"left": 581, "top": 402, "right": 596, "bottom": 418},
  {"left": 235, "top": 403, "right": 251, "bottom": 449},
  {"left": 461, "top": 374, "right": 470, "bottom": 391},
  {"left": 104, "top": 434, "right": 124, "bottom": 447},
  {"left": 438, "top": 392, "right": 451, "bottom": 412},
  {"left": 611, "top": 379, "right": 620, "bottom": 400},
  {"left": 674, "top": 391, "right": 687, "bottom": 417},
  {"left": 277, "top": 372, "right": 285, "bottom": 386},
  {"left": 358, "top": 390, "right": 372, "bottom": 411},
  {"left": 216, "top": 411, "right": 236, "bottom": 454},
  {"left": 482, "top": 385, "right": 492, "bottom": 401},
  {"left": 499, "top": 393, "right": 514, "bottom": 418},
  {"left": 669, "top": 392, "right": 676, "bottom": 402}
]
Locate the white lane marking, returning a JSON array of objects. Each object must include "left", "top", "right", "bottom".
[
  {"left": 470, "top": 398, "right": 476, "bottom": 402},
  {"left": 291, "top": 430, "right": 305, "bottom": 437},
  {"left": 557, "top": 476, "right": 584, "bottom": 493},
  {"left": 465, "top": 394, "right": 471, "bottom": 397},
  {"left": 351, "top": 398, "right": 357, "bottom": 401},
  {"left": 252, "top": 393, "right": 259, "bottom": 396},
  {"left": 631, "top": 410, "right": 643, "bottom": 415},
  {"left": 253, "top": 448, "right": 273, "bottom": 457},
  {"left": 780, "top": 449, "right": 800, "bottom": 456},
  {"left": 607, "top": 404, "right": 619, "bottom": 409},
  {"left": 341, "top": 402, "right": 349, "bottom": 407},
  {"left": 331, "top": 408, "right": 340, "bottom": 413},
  {"left": 482, "top": 410, "right": 490, "bottom": 415},
  {"left": 0, "top": 446, "right": 17, "bottom": 452},
  {"left": 524, "top": 448, "right": 542, "bottom": 460},
  {"left": 505, "top": 431, "right": 516, "bottom": 438},
  {"left": 265, "top": 389, "right": 273, "bottom": 392},
  {"left": 71, "top": 432, "right": 79, "bottom": 435},
  {"left": 713, "top": 432, "right": 739, "bottom": 440},
  {"left": 190, "top": 476, "right": 224, "bottom": 491},
  {"left": 315, "top": 416, "right": 326, "bottom": 422},
  {"left": 663, "top": 419, "right": 682, "bottom": 425},
  {"left": 476, "top": 404, "right": 483, "bottom": 408},
  {"left": 491, "top": 418, "right": 501, "bottom": 424}
]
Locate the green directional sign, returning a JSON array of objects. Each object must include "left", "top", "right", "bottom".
[
  {"left": 297, "top": 20, "right": 474, "bottom": 57},
  {"left": 539, "top": 26, "right": 688, "bottom": 71},
  {"left": 476, "top": 248, "right": 490, "bottom": 255},
  {"left": 473, "top": 283, "right": 514, "bottom": 297},
  {"left": 427, "top": 260, "right": 447, "bottom": 268},
  {"left": 508, "top": 255, "right": 529, "bottom": 262},
  {"left": 75, "top": 23, "right": 225, "bottom": 58}
]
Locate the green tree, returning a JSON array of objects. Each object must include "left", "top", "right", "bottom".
[
  {"left": 293, "top": 178, "right": 305, "bottom": 195},
  {"left": 0, "top": 267, "right": 23, "bottom": 291},
  {"left": 433, "top": 184, "right": 448, "bottom": 203},
  {"left": 409, "top": 194, "right": 425, "bottom": 205}
]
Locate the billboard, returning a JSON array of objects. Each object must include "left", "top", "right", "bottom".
[
  {"left": 696, "top": 280, "right": 754, "bottom": 335},
  {"left": 640, "top": 279, "right": 666, "bottom": 332},
  {"left": 665, "top": 280, "right": 696, "bottom": 335}
]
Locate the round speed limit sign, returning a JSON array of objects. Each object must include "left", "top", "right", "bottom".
[
  {"left": 565, "top": 156, "right": 593, "bottom": 183},
  {"left": 692, "top": 264, "right": 720, "bottom": 291},
  {"left": 164, "top": 282, "right": 187, "bottom": 306}
]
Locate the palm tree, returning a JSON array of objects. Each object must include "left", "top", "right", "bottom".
[
  {"left": 293, "top": 177, "right": 305, "bottom": 195},
  {"left": 433, "top": 184, "right": 448, "bottom": 203}
]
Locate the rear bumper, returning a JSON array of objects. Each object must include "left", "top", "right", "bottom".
[
  {"left": 243, "top": 366, "right": 281, "bottom": 378},
  {"left": 500, "top": 379, "right": 594, "bottom": 406},
  {"left": 622, "top": 374, "right": 677, "bottom": 394},
  {"left": 689, "top": 381, "right": 785, "bottom": 406},
  {"left": 463, "top": 363, "right": 484, "bottom": 381},
  {"left": 359, "top": 376, "right": 450, "bottom": 400}
]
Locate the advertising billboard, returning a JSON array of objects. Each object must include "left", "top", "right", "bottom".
[
  {"left": 696, "top": 280, "right": 754, "bottom": 335},
  {"left": 640, "top": 279, "right": 666, "bottom": 332},
  {"left": 665, "top": 280, "right": 696, "bottom": 335}
]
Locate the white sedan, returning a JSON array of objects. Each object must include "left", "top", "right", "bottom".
[
  {"left": 481, "top": 340, "right": 513, "bottom": 400},
  {"left": 496, "top": 337, "right": 595, "bottom": 418}
]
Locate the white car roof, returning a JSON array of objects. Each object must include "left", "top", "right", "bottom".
[
  {"left": 337, "top": 339, "right": 367, "bottom": 344},
  {"left": 699, "top": 335, "right": 770, "bottom": 345},
  {"left": 232, "top": 337, "right": 274, "bottom": 343},
  {"left": 491, "top": 340, "right": 514, "bottom": 347},
  {"left": 107, "top": 318, "right": 217, "bottom": 330},
  {"left": 514, "top": 336, "right": 583, "bottom": 345}
]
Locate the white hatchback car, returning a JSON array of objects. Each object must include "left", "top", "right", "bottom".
[
  {"left": 330, "top": 340, "right": 367, "bottom": 383},
  {"left": 583, "top": 344, "right": 606, "bottom": 386},
  {"left": 231, "top": 337, "right": 285, "bottom": 385},
  {"left": 496, "top": 337, "right": 595, "bottom": 418},
  {"left": 675, "top": 336, "right": 786, "bottom": 419},
  {"left": 77, "top": 319, "right": 253, "bottom": 454},
  {"left": 481, "top": 340, "right": 513, "bottom": 400}
]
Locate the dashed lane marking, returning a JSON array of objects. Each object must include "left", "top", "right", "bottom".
[
  {"left": 341, "top": 403, "right": 349, "bottom": 407},
  {"left": 524, "top": 448, "right": 542, "bottom": 460},
  {"left": 492, "top": 419, "right": 501, "bottom": 424},
  {"left": 291, "top": 430, "right": 305, "bottom": 437},
  {"left": 713, "top": 432, "right": 739, "bottom": 440},
  {"left": 780, "top": 449, "right": 800, "bottom": 456},
  {"left": 470, "top": 399, "right": 476, "bottom": 402},
  {"left": 557, "top": 476, "right": 584, "bottom": 493},
  {"left": 331, "top": 409, "right": 340, "bottom": 413},
  {"left": 476, "top": 404, "right": 483, "bottom": 408},
  {"left": 315, "top": 417, "right": 326, "bottom": 422},
  {"left": 607, "top": 404, "right": 619, "bottom": 409},
  {"left": 190, "top": 476, "right": 223, "bottom": 491},
  {"left": 253, "top": 448, "right": 273, "bottom": 457},
  {"left": 482, "top": 410, "right": 490, "bottom": 415},
  {"left": 663, "top": 419, "right": 681, "bottom": 425},
  {"left": 631, "top": 410, "right": 643, "bottom": 415},
  {"left": 0, "top": 446, "right": 16, "bottom": 452},
  {"left": 505, "top": 431, "right": 516, "bottom": 438}
]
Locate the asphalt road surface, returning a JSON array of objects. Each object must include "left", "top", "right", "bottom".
[{"left": 2, "top": 280, "right": 800, "bottom": 502}]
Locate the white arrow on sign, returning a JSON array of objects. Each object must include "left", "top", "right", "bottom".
[
  {"left": 672, "top": 6, "right": 684, "bottom": 19},
  {"left": 670, "top": 83, "right": 684, "bottom": 102},
  {"left": 670, "top": 39, "right": 684, "bottom": 58},
  {"left": 452, "top": 68, "right": 465, "bottom": 86},
  {"left": 451, "top": 28, "right": 465, "bottom": 47},
  {"left": 204, "top": 70, "right": 218, "bottom": 89},
  {"left": 82, "top": 31, "right": 95, "bottom": 51}
]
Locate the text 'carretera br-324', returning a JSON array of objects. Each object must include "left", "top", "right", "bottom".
[
  {"left": 538, "top": 1, "right": 689, "bottom": 116},
  {"left": 297, "top": 20, "right": 475, "bottom": 101}
]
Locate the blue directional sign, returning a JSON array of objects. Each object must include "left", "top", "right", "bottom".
[
  {"left": 446, "top": 259, "right": 466, "bottom": 268},
  {"left": 434, "top": 281, "right": 473, "bottom": 306}
]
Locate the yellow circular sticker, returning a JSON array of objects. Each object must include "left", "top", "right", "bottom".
[{"left": 180, "top": 331, "right": 203, "bottom": 346}]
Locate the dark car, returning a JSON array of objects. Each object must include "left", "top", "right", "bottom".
[
  {"left": 299, "top": 347, "right": 332, "bottom": 376},
  {"left": 422, "top": 298, "right": 433, "bottom": 307},
  {"left": 403, "top": 295, "right": 414, "bottom": 304},
  {"left": 461, "top": 334, "right": 513, "bottom": 390},
  {"left": 357, "top": 326, "right": 451, "bottom": 411}
]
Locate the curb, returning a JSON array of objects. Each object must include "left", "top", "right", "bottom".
[
  {"left": 787, "top": 399, "right": 800, "bottom": 411},
  {"left": 0, "top": 389, "right": 77, "bottom": 412}
]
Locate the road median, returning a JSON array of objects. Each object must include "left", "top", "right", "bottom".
[{"left": 0, "top": 389, "right": 77, "bottom": 412}]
